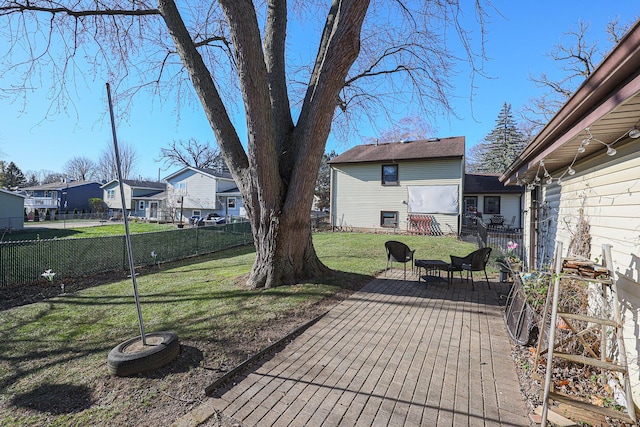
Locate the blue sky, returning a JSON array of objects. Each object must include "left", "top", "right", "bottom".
[{"left": 1, "top": 1, "right": 638, "bottom": 180}]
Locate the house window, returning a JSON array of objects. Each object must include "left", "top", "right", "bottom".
[
  {"left": 193, "top": 210, "right": 201, "bottom": 217},
  {"left": 464, "top": 196, "right": 478, "bottom": 214},
  {"left": 381, "top": 164, "right": 399, "bottom": 186},
  {"left": 107, "top": 189, "right": 115, "bottom": 199},
  {"left": 174, "top": 182, "right": 186, "bottom": 194},
  {"left": 483, "top": 196, "right": 501, "bottom": 214},
  {"left": 227, "top": 197, "right": 236, "bottom": 209},
  {"left": 380, "top": 211, "right": 399, "bottom": 228}
]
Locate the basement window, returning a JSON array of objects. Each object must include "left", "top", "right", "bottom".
[{"left": 381, "top": 211, "right": 399, "bottom": 228}]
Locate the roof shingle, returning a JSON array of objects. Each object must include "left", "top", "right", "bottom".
[
  {"left": 464, "top": 174, "right": 524, "bottom": 194},
  {"left": 328, "top": 136, "right": 465, "bottom": 164}
]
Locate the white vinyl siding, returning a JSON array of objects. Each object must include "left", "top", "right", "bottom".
[
  {"left": 168, "top": 169, "right": 218, "bottom": 210},
  {"left": 331, "top": 159, "right": 462, "bottom": 232},
  {"left": 526, "top": 141, "right": 640, "bottom": 403},
  {"left": 469, "top": 194, "right": 522, "bottom": 227},
  {"left": 102, "top": 183, "right": 126, "bottom": 210}
]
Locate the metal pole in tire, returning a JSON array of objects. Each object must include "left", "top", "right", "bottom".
[{"left": 106, "top": 82, "right": 147, "bottom": 346}]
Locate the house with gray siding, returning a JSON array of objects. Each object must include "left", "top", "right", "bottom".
[
  {"left": 328, "top": 137, "right": 465, "bottom": 234},
  {"left": 22, "top": 180, "right": 102, "bottom": 216},
  {"left": 101, "top": 179, "right": 166, "bottom": 220},
  {"left": 0, "top": 189, "right": 26, "bottom": 231},
  {"left": 501, "top": 20, "right": 640, "bottom": 406},
  {"left": 164, "top": 167, "right": 244, "bottom": 223}
]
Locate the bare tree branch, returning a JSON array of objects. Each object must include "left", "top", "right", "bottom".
[
  {"left": 157, "top": 138, "right": 225, "bottom": 170},
  {"left": 0, "top": 4, "right": 160, "bottom": 17},
  {"left": 64, "top": 156, "right": 97, "bottom": 181},
  {"left": 1, "top": 0, "right": 491, "bottom": 288}
]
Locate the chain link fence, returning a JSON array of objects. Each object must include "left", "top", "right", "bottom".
[{"left": 0, "top": 222, "right": 252, "bottom": 288}]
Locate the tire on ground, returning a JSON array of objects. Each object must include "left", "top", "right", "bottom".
[{"left": 107, "top": 331, "right": 180, "bottom": 376}]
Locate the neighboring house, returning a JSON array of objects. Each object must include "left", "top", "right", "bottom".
[
  {"left": 22, "top": 180, "right": 103, "bottom": 216},
  {"left": 163, "top": 167, "right": 245, "bottom": 223},
  {"left": 328, "top": 137, "right": 465, "bottom": 234},
  {"left": 0, "top": 189, "right": 27, "bottom": 231},
  {"left": 463, "top": 173, "right": 524, "bottom": 229},
  {"left": 501, "top": 21, "right": 640, "bottom": 404},
  {"left": 101, "top": 179, "right": 166, "bottom": 220}
]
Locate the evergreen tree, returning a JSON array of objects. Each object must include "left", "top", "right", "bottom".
[
  {"left": 25, "top": 173, "right": 40, "bottom": 187},
  {"left": 0, "top": 160, "right": 6, "bottom": 186},
  {"left": 314, "top": 151, "right": 337, "bottom": 212},
  {"left": 473, "top": 103, "right": 527, "bottom": 174},
  {"left": 1, "top": 162, "right": 27, "bottom": 189}
]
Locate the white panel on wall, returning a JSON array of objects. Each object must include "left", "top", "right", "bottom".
[{"left": 407, "top": 185, "right": 459, "bottom": 214}]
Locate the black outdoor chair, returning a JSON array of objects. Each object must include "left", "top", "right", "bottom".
[
  {"left": 385, "top": 241, "right": 415, "bottom": 280},
  {"left": 489, "top": 215, "right": 505, "bottom": 228},
  {"left": 449, "top": 247, "right": 492, "bottom": 291}
]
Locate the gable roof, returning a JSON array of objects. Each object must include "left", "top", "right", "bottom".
[
  {"left": 0, "top": 188, "right": 27, "bottom": 199},
  {"left": 101, "top": 179, "right": 166, "bottom": 190},
  {"left": 328, "top": 136, "right": 465, "bottom": 165},
  {"left": 464, "top": 174, "right": 524, "bottom": 194},
  {"left": 22, "top": 180, "right": 101, "bottom": 191},
  {"left": 134, "top": 190, "right": 167, "bottom": 200},
  {"left": 164, "top": 166, "right": 233, "bottom": 181},
  {"left": 218, "top": 186, "right": 241, "bottom": 195}
]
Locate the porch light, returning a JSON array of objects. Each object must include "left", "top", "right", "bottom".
[
  {"left": 567, "top": 167, "right": 575, "bottom": 175},
  {"left": 607, "top": 146, "right": 617, "bottom": 156},
  {"left": 629, "top": 128, "right": 640, "bottom": 139}
]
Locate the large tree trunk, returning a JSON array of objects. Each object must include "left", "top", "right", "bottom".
[
  {"left": 160, "top": 0, "right": 368, "bottom": 288},
  {"left": 248, "top": 203, "right": 330, "bottom": 289}
]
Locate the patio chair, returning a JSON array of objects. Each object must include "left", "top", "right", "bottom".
[
  {"left": 489, "top": 215, "right": 505, "bottom": 228},
  {"left": 385, "top": 240, "right": 415, "bottom": 280},
  {"left": 449, "top": 247, "right": 492, "bottom": 291}
]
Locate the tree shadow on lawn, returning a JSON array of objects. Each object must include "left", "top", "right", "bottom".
[
  {"left": 0, "top": 244, "right": 257, "bottom": 312},
  {"left": 307, "top": 270, "right": 374, "bottom": 291},
  {"left": 139, "top": 344, "right": 204, "bottom": 378},
  {"left": 4, "top": 228, "right": 84, "bottom": 241},
  {"left": 11, "top": 382, "right": 94, "bottom": 415}
]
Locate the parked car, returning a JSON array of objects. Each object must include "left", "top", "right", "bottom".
[
  {"left": 189, "top": 215, "right": 201, "bottom": 226},
  {"left": 205, "top": 212, "right": 226, "bottom": 224}
]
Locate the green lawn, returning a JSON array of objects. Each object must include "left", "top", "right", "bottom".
[
  {"left": 0, "top": 232, "right": 478, "bottom": 426},
  {"left": 3, "top": 222, "right": 175, "bottom": 241}
]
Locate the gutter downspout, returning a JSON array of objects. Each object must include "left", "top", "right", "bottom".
[{"left": 329, "top": 167, "right": 335, "bottom": 230}]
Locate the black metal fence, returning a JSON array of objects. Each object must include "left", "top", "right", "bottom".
[
  {"left": 0, "top": 222, "right": 252, "bottom": 288},
  {"left": 463, "top": 215, "right": 524, "bottom": 261}
]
